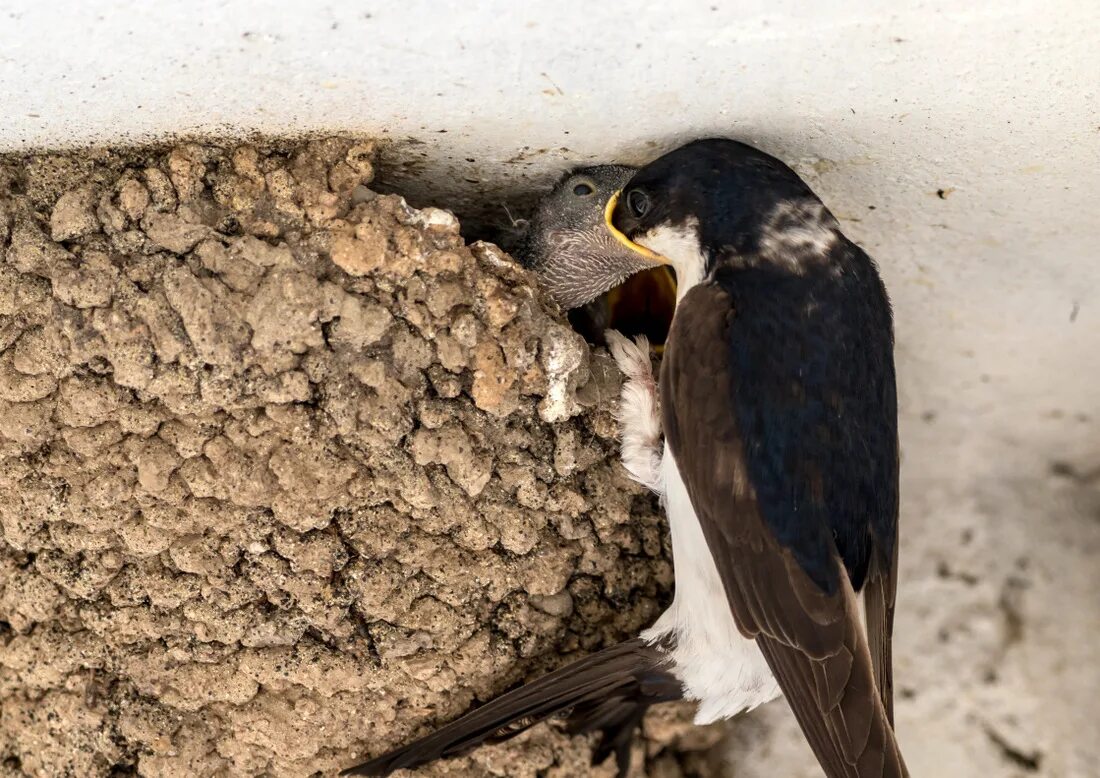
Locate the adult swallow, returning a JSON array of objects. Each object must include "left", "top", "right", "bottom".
[{"left": 604, "top": 138, "right": 907, "bottom": 777}]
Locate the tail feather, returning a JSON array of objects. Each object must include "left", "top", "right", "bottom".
[
  {"left": 342, "top": 638, "right": 680, "bottom": 777},
  {"left": 755, "top": 611, "right": 908, "bottom": 778},
  {"left": 863, "top": 545, "right": 898, "bottom": 724}
]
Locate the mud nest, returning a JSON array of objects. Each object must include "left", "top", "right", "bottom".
[{"left": 0, "top": 139, "right": 727, "bottom": 776}]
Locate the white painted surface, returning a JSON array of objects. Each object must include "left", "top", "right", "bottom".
[
  {"left": 3, "top": 1, "right": 1100, "bottom": 773},
  {"left": 2, "top": 0, "right": 1096, "bottom": 446}
]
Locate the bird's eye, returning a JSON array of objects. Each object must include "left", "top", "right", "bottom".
[
  {"left": 572, "top": 182, "right": 594, "bottom": 196},
  {"left": 627, "top": 189, "right": 650, "bottom": 218}
]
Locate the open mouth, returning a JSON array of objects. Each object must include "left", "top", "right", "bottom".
[
  {"left": 567, "top": 265, "right": 678, "bottom": 349},
  {"left": 604, "top": 191, "right": 666, "bottom": 262},
  {"left": 559, "top": 189, "right": 679, "bottom": 349}
]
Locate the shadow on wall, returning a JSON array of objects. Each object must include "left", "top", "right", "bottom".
[{"left": 368, "top": 133, "right": 705, "bottom": 250}]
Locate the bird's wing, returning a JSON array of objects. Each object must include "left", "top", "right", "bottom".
[
  {"left": 660, "top": 281, "right": 905, "bottom": 778},
  {"left": 863, "top": 533, "right": 899, "bottom": 723},
  {"left": 341, "top": 638, "right": 680, "bottom": 777}
]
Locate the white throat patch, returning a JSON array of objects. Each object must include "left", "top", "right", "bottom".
[{"left": 636, "top": 219, "right": 706, "bottom": 301}]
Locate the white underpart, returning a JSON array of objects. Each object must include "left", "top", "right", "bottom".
[
  {"left": 609, "top": 348, "right": 779, "bottom": 720},
  {"left": 606, "top": 331, "right": 664, "bottom": 494},
  {"left": 635, "top": 220, "right": 707, "bottom": 302},
  {"left": 643, "top": 451, "right": 781, "bottom": 723},
  {"left": 626, "top": 219, "right": 782, "bottom": 722}
]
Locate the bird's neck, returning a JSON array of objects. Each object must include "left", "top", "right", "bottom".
[{"left": 673, "top": 259, "right": 706, "bottom": 303}]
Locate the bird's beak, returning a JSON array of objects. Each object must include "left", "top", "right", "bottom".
[{"left": 604, "top": 191, "right": 670, "bottom": 264}]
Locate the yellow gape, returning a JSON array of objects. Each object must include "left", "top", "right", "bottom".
[
  {"left": 604, "top": 267, "right": 677, "bottom": 354},
  {"left": 603, "top": 191, "right": 668, "bottom": 263},
  {"left": 603, "top": 191, "right": 677, "bottom": 353}
]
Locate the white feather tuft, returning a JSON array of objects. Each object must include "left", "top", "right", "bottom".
[
  {"left": 642, "top": 451, "right": 781, "bottom": 723},
  {"left": 606, "top": 330, "right": 664, "bottom": 494}
]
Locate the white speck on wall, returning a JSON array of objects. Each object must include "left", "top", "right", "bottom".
[{"left": 538, "top": 325, "right": 587, "bottom": 423}]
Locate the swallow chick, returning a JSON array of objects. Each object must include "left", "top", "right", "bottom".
[{"left": 518, "top": 165, "right": 677, "bottom": 347}]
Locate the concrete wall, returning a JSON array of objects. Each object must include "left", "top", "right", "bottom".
[{"left": 2, "top": 1, "right": 1099, "bottom": 775}]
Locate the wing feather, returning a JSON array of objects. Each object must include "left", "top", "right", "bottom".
[
  {"left": 864, "top": 539, "right": 899, "bottom": 722},
  {"left": 660, "top": 282, "right": 906, "bottom": 778}
]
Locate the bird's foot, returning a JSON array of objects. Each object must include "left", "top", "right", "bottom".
[{"left": 606, "top": 330, "right": 664, "bottom": 494}]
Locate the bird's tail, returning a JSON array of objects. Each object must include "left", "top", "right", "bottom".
[{"left": 341, "top": 638, "right": 681, "bottom": 777}]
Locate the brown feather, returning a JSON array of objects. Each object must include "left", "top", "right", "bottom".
[
  {"left": 660, "top": 284, "right": 908, "bottom": 778},
  {"left": 864, "top": 539, "right": 899, "bottom": 723},
  {"left": 341, "top": 638, "right": 680, "bottom": 777}
]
